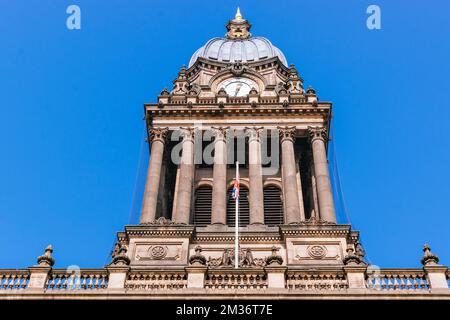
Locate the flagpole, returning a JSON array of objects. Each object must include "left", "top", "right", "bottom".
[{"left": 234, "top": 161, "right": 239, "bottom": 269}]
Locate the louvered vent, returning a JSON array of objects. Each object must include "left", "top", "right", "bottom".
[
  {"left": 264, "top": 186, "right": 284, "bottom": 226},
  {"left": 226, "top": 186, "right": 249, "bottom": 226},
  {"left": 194, "top": 186, "right": 212, "bottom": 226}
]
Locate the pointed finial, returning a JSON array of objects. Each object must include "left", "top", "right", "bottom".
[{"left": 235, "top": 7, "right": 243, "bottom": 21}]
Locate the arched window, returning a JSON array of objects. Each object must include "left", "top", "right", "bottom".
[
  {"left": 226, "top": 185, "right": 249, "bottom": 226},
  {"left": 263, "top": 186, "right": 284, "bottom": 225},
  {"left": 194, "top": 185, "right": 212, "bottom": 226}
]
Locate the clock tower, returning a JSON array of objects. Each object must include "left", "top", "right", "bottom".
[{"left": 114, "top": 9, "right": 365, "bottom": 290}]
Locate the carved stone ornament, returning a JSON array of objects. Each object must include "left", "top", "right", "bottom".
[
  {"left": 307, "top": 245, "right": 327, "bottom": 259},
  {"left": 343, "top": 245, "right": 364, "bottom": 265},
  {"left": 278, "top": 126, "right": 296, "bottom": 143},
  {"left": 421, "top": 244, "right": 440, "bottom": 266},
  {"left": 149, "top": 245, "right": 168, "bottom": 260},
  {"left": 139, "top": 216, "right": 178, "bottom": 226},
  {"left": 189, "top": 246, "right": 207, "bottom": 266},
  {"left": 147, "top": 127, "right": 169, "bottom": 144},
  {"left": 229, "top": 61, "right": 247, "bottom": 76},
  {"left": 208, "top": 248, "right": 262, "bottom": 268},
  {"left": 355, "top": 242, "right": 367, "bottom": 264},
  {"left": 37, "top": 245, "right": 55, "bottom": 267},
  {"left": 289, "top": 216, "right": 336, "bottom": 226},
  {"left": 211, "top": 126, "right": 229, "bottom": 142},
  {"left": 111, "top": 243, "right": 130, "bottom": 266},
  {"left": 265, "top": 246, "right": 283, "bottom": 266},
  {"left": 307, "top": 126, "right": 328, "bottom": 143},
  {"left": 244, "top": 127, "right": 264, "bottom": 142}
]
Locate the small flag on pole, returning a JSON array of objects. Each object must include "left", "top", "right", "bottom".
[{"left": 232, "top": 167, "right": 240, "bottom": 202}]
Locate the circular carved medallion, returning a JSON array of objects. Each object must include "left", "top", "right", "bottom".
[
  {"left": 308, "top": 245, "right": 327, "bottom": 259},
  {"left": 149, "top": 245, "right": 167, "bottom": 260}
]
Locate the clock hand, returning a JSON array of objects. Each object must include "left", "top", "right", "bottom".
[{"left": 234, "top": 84, "right": 242, "bottom": 97}]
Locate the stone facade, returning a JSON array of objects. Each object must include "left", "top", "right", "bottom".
[{"left": 0, "top": 10, "right": 449, "bottom": 300}]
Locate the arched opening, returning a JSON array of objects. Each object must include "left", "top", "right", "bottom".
[
  {"left": 194, "top": 185, "right": 212, "bottom": 226},
  {"left": 226, "top": 186, "right": 249, "bottom": 227},
  {"left": 263, "top": 186, "right": 284, "bottom": 225}
]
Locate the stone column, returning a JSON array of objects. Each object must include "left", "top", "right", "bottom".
[
  {"left": 278, "top": 126, "right": 301, "bottom": 224},
  {"left": 245, "top": 127, "right": 264, "bottom": 225},
  {"left": 211, "top": 127, "right": 228, "bottom": 225},
  {"left": 308, "top": 126, "right": 337, "bottom": 223},
  {"left": 173, "top": 128, "right": 195, "bottom": 224},
  {"left": 139, "top": 127, "right": 168, "bottom": 224}
]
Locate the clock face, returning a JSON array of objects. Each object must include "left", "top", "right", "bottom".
[{"left": 219, "top": 78, "right": 256, "bottom": 97}]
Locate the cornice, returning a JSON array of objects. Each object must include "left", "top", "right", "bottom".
[{"left": 124, "top": 225, "right": 195, "bottom": 238}]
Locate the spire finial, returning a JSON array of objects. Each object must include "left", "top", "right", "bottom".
[{"left": 235, "top": 7, "right": 243, "bottom": 21}]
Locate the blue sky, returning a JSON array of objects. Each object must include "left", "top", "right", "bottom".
[{"left": 1, "top": 0, "right": 449, "bottom": 268}]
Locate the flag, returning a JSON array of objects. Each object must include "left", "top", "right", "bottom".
[{"left": 232, "top": 166, "right": 240, "bottom": 202}]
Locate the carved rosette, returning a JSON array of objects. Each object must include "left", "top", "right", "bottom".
[
  {"left": 148, "top": 127, "right": 169, "bottom": 144},
  {"left": 244, "top": 127, "right": 264, "bottom": 142},
  {"left": 307, "top": 126, "right": 328, "bottom": 143},
  {"left": 277, "top": 126, "right": 297, "bottom": 143}
]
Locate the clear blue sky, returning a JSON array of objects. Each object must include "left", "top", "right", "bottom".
[{"left": 1, "top": 0, "right": 449, "bottom": 269}]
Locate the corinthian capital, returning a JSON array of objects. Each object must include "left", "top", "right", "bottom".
[
  {"left": 211, "top": 126, "right": 230, "bottom": 142},
  {"left": 244, "top": 126, "right": 264, "bottom": 142},
  {"left": 307, "top": 126, "right": 328, "bottom": 143},
  {"left": 277, "top": 126, "right": 297, "bottom": 143},
  {"left": 148, "top": 127, "right": 169, "bottom": 143},
  {"left": 179, "top": 127, "right": 196, "bottom": 141}
]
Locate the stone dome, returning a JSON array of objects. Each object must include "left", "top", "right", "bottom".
[
  {"left": 188, "top": 37, "right": 288, "bottom": 67},
  {"left": 188, "top": 9, "right": 287, "bottom": 67}
]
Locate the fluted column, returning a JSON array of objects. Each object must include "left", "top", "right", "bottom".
[
  {"left": 211, "top": 127, "right": 228, "bottom": 225},
  {"left": 278, "top": 126, "right": 302, "bottom": 224},
  {"left": 172, "top": 128, "right": 195, "bottom": 224},
  {"left": 140, "top": 127, "right": 168, "bottom": 223},
  {"left": 245, "top": 127, "right": 265, "bottom": 225},
  {"left": 308, "top": 126, "right": 336, "bottom": 223}
]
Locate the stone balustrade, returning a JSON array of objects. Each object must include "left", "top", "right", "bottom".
[
  {"left": 0, "top": 270, "right": 30, "bottom": 290},
  {"left": 286, "top": 271, "right": 347, "bottom": 291},
  {"left": 366, "top": 268, "right": 429, "bottom": 291},
  {"left": 205, "top": 270, "right": 267, "bottom": 290},
  {"left": 45, "top": 269, "right": 108, "bottom": 290}
]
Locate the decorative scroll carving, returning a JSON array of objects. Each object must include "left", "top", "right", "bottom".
[
  {"left": 244, "top": 127, "right": 264, "bottom": 142},
  {"left": 139, "top": 216, "right": 178, "bottom": 226},
  {"left": 208, "top": 248, "right": 262, "bottom": 268},
  {"left": 307, "top": 126, "right": 328, "bottom": 143},
  {"left": 277, "top": 126, "right": 296, "bottom": 143},
  {"left": 147, "top": 127, "right": 169, "bottom": 144},
  {"left": 211, "top": 126, "right": 229, "bottom": 142}
]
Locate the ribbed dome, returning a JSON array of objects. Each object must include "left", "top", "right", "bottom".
[{"left": 188, "top": 37, "right": 288, "bottom": 67}]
